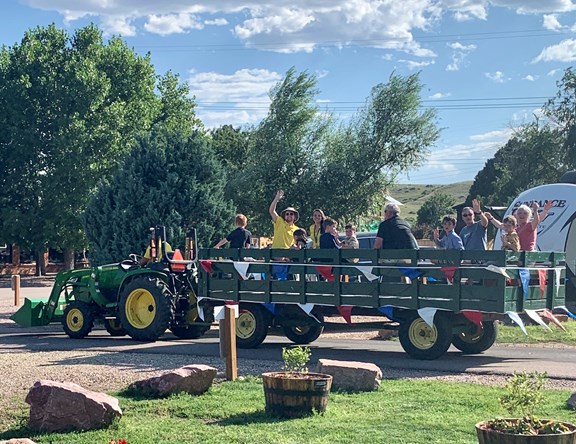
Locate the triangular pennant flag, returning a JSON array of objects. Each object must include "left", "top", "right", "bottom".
[
  {"left": 486, "top": 264, "right": 510, "bottom": 278},
  {"left": 263, "top": 303, "right": 276, "bottom": 315},
  {"left": 337, "top": 305, "right": 354, "bottom": 324},
  {"left": 506, "top": 311, "right": 528, "bottom": 335},
  {"left": 399, "top": 267, "right": 422, "bottom": 280},
  {"left": 427, "top": 276, "right": 438, "bottom": 282},
  {"left": 519, "top": 268, "right": 530, "bottom": 299},
  {"left": 199, "top": 259, "right": 213, "bottom": 273},
  {"left": 213, "top": 305, "right": 225, "bottom": 321},
  {"left": 356, "top": 266, "right": 378, "bottom": 281},
  {"left": 378, "top": 305, "right": 395, "bottom": 320},
  {"left": 197, "top": 296, "right": 205, "bottom": 321},
  {"left": 537, "top": 269, "right": 547, "bottom": 298},
  {"left": 461, "top": 310, "right": 483, "bottom": 327},
  {"left": 233, "top": 261, "right": 250, "bottom": 280},
  {"left": 525, "top": 309, "right": 551, "bottom": 331},
  {"left": 315, "top": 265, "right": 335, "bottom": 282},
  {"left": 272, "top": 264, "right": 289, "bottom": 281},
  {"left": 440, "top": 266, "right": 458, "bottom": 284},
  {"left": 417, "top": 307, "right": 438, "bottom": 328},
  {"left": 554, "top": 268, "right": 561, "bottom": 299},
  {"left": 542, "top": 309, "right": 567, "bottom": 332},
  {"left": 554, "top": 305, "right": 576, "bottom": 320},
  {"left": 297, "top": 303, "right": 315, "bottom": 315}
]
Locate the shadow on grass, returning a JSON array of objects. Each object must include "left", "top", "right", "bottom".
[
  {"left": 0, "top": 424, "right": 32, "bottom": 441},
  {"left": 212, "top": 409, "right": 327, "bottom": 426}
]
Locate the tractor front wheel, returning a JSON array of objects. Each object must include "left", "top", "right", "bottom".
[
  {"left": 119, "top": 277, "right": 173, "bottom": 341},
  {"left": 62, "top": 301, "right": 95, "bottom": 339},
  {"left": 398, "top": 311, "right": 452, "bottom": 360}
]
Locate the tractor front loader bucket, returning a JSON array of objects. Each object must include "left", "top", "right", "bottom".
[{"left": 10, "top": 298, "right": 52, "bottom": 327}]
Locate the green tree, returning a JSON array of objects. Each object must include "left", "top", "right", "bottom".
[
  {"left": 84, "top": 129, "right": 234, "bottom": 265},
  {"left": 416, "top": 192, "right": 456, "bottom": 226},
  {"left": 230, "top": 69, "right": 439, "bottom": 235},
  {"left": 0, "top": 24, "right": 197, "bottom": 273}
]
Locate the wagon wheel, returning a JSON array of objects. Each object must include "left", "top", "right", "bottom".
[
  {"left": 398, "top": 311, "right": 453, "bottom": 360},
  {"left": 452, "top": 320, "right": 498, "bottom": 354},
  {"left": 236, "top": 303, "right": 269, "bottom": 349},
  {"left": 283, "top": 313, "right": 324, "bottom": 344}
]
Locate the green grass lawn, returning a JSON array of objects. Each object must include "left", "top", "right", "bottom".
[
  {"left": 497, "top": 319, "right": 576, "bottom": 345},
  {"left": 1, "top": 377, "right": 574, "bottom": 444}
]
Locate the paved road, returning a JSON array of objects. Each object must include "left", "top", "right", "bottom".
[{"left": 2, "top": 284, "right": 576, "bottom": 380}]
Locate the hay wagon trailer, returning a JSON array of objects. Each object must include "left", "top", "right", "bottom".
[{"left": 198, "top": 247, "right": 568, "bottom": 360}]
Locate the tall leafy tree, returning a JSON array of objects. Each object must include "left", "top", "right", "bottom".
[
  {"left": 416, "top": 192, "right": 456, "bottom": 226},
  {"left": 84, "top": 129, "right": 234, "bottom": 265},
  {"left": 0, "top": 24, "right": 196, "bottom": 272}
]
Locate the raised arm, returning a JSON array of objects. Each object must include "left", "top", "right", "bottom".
[
  {"left": 530, "top": 201, "right": 541, "bottom": 230},
  {"left": 485, "top": 212, "right": 503, "bottom": 229},
  {"left": 473, "top": 199, "right": 488, "bottom": 227},
  {"left": 269, "top": 190, "right": 283, "bottom": 222},
  {"left": 535, "top": 199, "right": 553, "bottom": 226}
]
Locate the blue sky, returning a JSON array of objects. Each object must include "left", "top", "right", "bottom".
[{"left": 2, "top": 1, "right": 576, "bottom": 184}]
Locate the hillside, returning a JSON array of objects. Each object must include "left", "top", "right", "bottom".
[{"left": 388, "top": 181, "right": 473, "bottom": 224}]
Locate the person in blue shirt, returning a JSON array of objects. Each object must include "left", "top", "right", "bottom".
[
  {"left": 319, "top": 218, "right": 341, "bottom": 249},
  {"left": 434, "top": 215, "right": 464, "bottom": 250}
]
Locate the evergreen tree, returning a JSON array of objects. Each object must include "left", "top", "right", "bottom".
[{"left": 84, "top": 129, "right": 234, "bottom": 265}]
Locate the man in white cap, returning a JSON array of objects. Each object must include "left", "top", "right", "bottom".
[{"left": 269, "top": 190, "right": 300, "bottom": 248}]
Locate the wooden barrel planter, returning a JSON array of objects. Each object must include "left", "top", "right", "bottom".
[
  {"left": 262, "top": 372, "right": 333, "bottom": 418},
  {"left": 476, "top": 420, "right": 576, "bottom": 444}
]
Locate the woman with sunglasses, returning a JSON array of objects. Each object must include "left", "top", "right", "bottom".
[{"left": 269, "top": 190, "right": 300, "bottom": 249}]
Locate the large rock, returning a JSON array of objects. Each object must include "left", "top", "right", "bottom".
[
  {"left": 25, "top": 380, "right": 122, "bottom": 433},
  {"left": 128, "top": 364, "right": 217, "bottom": 397},
  {"left": 316, "top": 359, "right": 382, "bottom": 392},
  {"left": 568, "top": 392, "right": 576, "bottom": 410}
]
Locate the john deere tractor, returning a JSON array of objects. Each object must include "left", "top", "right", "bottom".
[{"left": 11, "top": 227, "right": 214, "bottom": 341}]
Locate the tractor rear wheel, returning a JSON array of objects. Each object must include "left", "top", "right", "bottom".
[
  {"left": 283, "top": 313, "right": 324, "bottom": 344},
  {"left": 104, "top": 318, "right": 127, "bottom": 337},
  {"left": 236, "top": 304, "right": 269, "bottom": 349},
  {"left": 398, "top": 311, "right": 452, "bottom": 360},
  {"left": 119, "top": 277, "right": 172, "bottom": 341},
  {"left": 452, "top": 320, "right": 498, "bottom": 354},
  {"left": 62, "top": 301, "right": 95, "bottom": 339}
]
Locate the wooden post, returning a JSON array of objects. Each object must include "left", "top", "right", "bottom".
[
  {"left": 11, "top": 274, "right": 20, "bottom": 306},
  {"left": 224, "top": 305, "right": 237, "bottom": 381}
]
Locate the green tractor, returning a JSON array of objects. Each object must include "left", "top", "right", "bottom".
[{"left": 11, "top": 227, "right": 213, "bottom": 341}]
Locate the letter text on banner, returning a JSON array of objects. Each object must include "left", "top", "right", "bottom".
[
  {"left": 199, "top": 259, "right": 213, "bottom": 273},
  {"left": 399, "top": 267, "right": 421, "bottom": 280},
  {"left": 337, "top": 305, "right": 354, "bottom": 324},
  {"left": 417, "top": 307, "right": 438, "bottom": 328},
  {"left": 537, "top": 269, "right": 547, "bottom": 298},
  {"left": 542, "top": 309, "right": 567, "bottom": 331},
  {"left": 506, "top": 311, "right": 527, "bottom": 335},
  {"left": 519, "top": 268, "right": 530, "bottom": 299},
  {"left": 440, "top": 266, "right": 458, "bottom": 284},
  {"left": 356, "top": 266, "right": 378, "bottom": 281},
  {"left": 233, "top": 262, "right": 250, "bottom": 280},
  {"left": 525, "top": 309, "right": 551, "bottom": 331},
  {"left": 461, "top": 310, "right": 483, "bottom": 327},
  {"left": 315, "top": 265, "right": 335, "bottom": 282}
]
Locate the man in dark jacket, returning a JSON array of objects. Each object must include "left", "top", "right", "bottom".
[{"left": 374, "top": 203, "right": 418, "bottom": 250}]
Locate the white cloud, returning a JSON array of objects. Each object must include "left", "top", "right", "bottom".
[
  {"left": 547, "top": 68, "right": 560, "bottom": 76},
  {"left": 485, "top": 71, "right": 507, "bottom": 83},
  {"left": 382, "top": 54, "right": 394, "bottom": 61},
  {"left": 429, "top": 92, "right": 451, "bottom": 99},
  {"left": 399, "top": 59, "right": 435, "bottom": 70},
  {"left": 446, "top": 41, "right": 476, "bottom": 71},
  {"left": 144, "top": 13, "right": 203, "bottom": 35},
  {"left": 188, "top": 68, "right": 282, "bottom": 127},
  {"left": 543, "top": 14, "right": 563, "bottom": 30},
  {"left": 204, "top": 18, "right": 228, "bottom": 26},
  {"left": 533, "top": 39, "right": 576, "bottom": 62},
  {"left": 522, "top": 74, "right": 538, "bottom": 81},
  {"left": 469, "top": 128, "right": 513, "bottom": 141}
]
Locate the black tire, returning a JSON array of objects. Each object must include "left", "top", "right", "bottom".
[
  {"left": 283, "top": 313, "right": 324, "bottom": 344},
  {"left": 119, "top": 276, "right": 173, "bottom": 341},
  {"left": 236, "top": 304, "right": 269, "bottom": 349},
  {"left": 62, "top": 301, "right": 95, "bottom": 339},
  {"left": 452, "top": 320, "right": 498, "bottom": 354},
  {"left": 104, "top": 318, "right": 127, "bottom": 336},
  {"left": 398, "top": 311, "right": 453, "bottom": 360},
  {"left": 170, "top": 292, "right": 214, "bottom": 339}
]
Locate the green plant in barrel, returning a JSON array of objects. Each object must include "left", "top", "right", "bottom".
[
  {"left": 281, "top": 346, "right": 311, "bottom": 373},
  {"left": 475, "top": 371, "right": 576, "bottom": 442}
]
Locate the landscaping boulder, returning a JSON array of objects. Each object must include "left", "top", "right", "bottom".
[
  {"left": 568, "top": 392, "right": 576, "bottom": 410},
  {"left": 316, "top": 359, "right": 382, "bottom": 392},
  {"left": 0, "top": 439, "right": 37, "bottom": 444},
  {"left": 25, "top": 380, "right": 122, "bottom": 433},
  {"left": 128, "top": 364, "right": 217, "bottom": 397}
]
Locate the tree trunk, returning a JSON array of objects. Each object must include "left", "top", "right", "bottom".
[
  {"left": 35, "top": 249, "right": 48, "bottom": 276},
  {"left": 11, "top": 244, "right": 20, "bottom": 266},
  {"left": 63, "top": 248, "right": 75, "bottom": 270}
]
